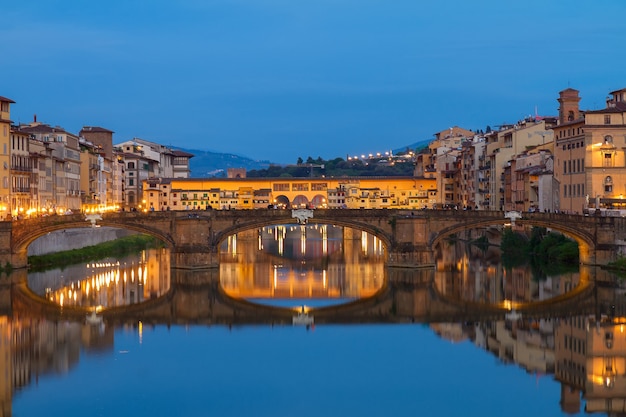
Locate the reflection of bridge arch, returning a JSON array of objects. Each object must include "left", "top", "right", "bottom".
[
  {"left": 430, "top": 217, "right": 596, "bottom": 264},
  {"left": 9, "top": 267, "right": 604, "bottom": 325}
]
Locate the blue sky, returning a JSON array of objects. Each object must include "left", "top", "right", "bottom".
[{"left": 2, "top": 0, "right": 625, "bottom": 163}]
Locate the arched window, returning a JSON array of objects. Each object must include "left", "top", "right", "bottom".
[
  {"left": 604, "top": 176, "right": 613, "bottom": 193},
  {"left": 604, "top": 135, "right": 613, "bottom": 144}
]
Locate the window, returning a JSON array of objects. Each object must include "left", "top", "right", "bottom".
[
  {"left": 129, "top": 179, "right": 134, "bottom": 186},
  {"left": 604, "top": 176, "right": 613, "bottom": 193},
  {"left": 605, "top": 135, "right": 613, "bottom": 144},
  {"left": 604, "top": 115, "right": 611, "bottom": 124},
  {"left": 273, "top": 183, "right": 289, "bottom": 192},
  {"left": 128, "top": 162, "right": 135, "bottom": 169},
  {"left": 604, "top": 153, "right": 613, "bottom": 167}
]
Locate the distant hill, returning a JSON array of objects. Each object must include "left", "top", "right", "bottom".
[
  {"left": 179, "top": 139, "right": 432, "bottom": 178},
  {"left": 176, "top": 148, "right": 271, "bottom": 178},
  {"left": 393, "top": 139, "right": 431, "bottom": 155}
]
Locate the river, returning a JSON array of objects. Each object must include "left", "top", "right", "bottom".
[{"left": 2, "top": 224, "right": 625, "bottom": 416}]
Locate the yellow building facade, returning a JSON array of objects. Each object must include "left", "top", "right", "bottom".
[
  {"left": 143, "top": 176, "right": 437, "bottom": 211},
  {"left": 0, "top": 96, "right": 14, "bottom": 220}
]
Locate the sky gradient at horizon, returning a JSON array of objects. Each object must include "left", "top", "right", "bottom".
[{"left": 2, "top": 0, "right": 625, "bottom": 163}]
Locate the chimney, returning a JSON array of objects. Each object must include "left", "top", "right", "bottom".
[{"left": 34, "top": 114, "right": 37, "bottom": 123}]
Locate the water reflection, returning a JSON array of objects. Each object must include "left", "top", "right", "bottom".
[
  {"left": 219, "top": 224, "right": 385, "bottom": 306},
  {"left": 430, "top": 310, "right": 626, "bottom": 414},
  {"left": 3, "top": 291, "right": 626, "bottom": 415},
  {"left": 27, "top": 248, "right": 171, "bottom": 309},
  {"left": 434, "top": 238, "right": 581, "bottom": 307},
  {"left": 7, "top": 225, "right": 626, "bottom": 415}
]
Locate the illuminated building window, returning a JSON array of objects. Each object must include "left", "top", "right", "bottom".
[{"left": 605, "top": 176, "right": 613, "bottom": 193}]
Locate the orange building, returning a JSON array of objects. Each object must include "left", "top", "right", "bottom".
[{"left": 143, "top": 176, "right": 437, "bottom": 211}]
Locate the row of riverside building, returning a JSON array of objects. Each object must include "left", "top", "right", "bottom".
[
  {"left": 2, "top": 86, "right": 626, "bottom": 217},
  {"left": 416, "top": 87, "right": 626, "bottom": 214},
  {"left": 0, "top": 96, "right": 193, "bottom": 219}
]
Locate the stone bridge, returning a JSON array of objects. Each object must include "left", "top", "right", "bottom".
[
  {"left": 0, "top": 209, "right": 626, "bottom": 269},
  {"left": 6, "top": 266, "right": 613, "bottom": 326},
  {"left": 1, "top": 209, "right": 625, "bottom": 270}
]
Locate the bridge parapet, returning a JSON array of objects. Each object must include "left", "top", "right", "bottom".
[{"left": 3, "top": 210, "right": 626, "bottom": 270}]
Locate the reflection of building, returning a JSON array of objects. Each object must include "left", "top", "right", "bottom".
[
  {"left": 220, "top": 225, "right": 385, "bottom": 301},
  {"left": 0, "top": 314, "right": 115, "bottom": 414},
  {"left": 38, "top": 249, "right": 170, "bottom": 310},
  {"left": 431, "top": 323, "right": 469, "bottom": 343},
  {"left": 555, "top": 314, "right": 626, "bottom": 414},
  {"left": 476, "top": 318, "right": 555, "bottom": 373},
  {"left": 0, "top": 315, "right": 11, "bottom": 417}
]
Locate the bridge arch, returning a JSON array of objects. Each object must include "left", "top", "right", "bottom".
[
  {"left": 273, "top": 195, "right": 289, "bottom": 208},
  {"left": 310, "top": 194, "right": 326, "bottom": 208},
  {"left": 212, "top": 216, "right": 393, "bottom": 257},
  {"left": 429, "top": 217, "right": 596, "bottom": 264},
  {"left": 12, "top": 215, "right": 176, "bottom": 260},
  {"left": 292, "top": 195, "right": 309, "bottom": 208},
  {"left": 5, "top": 210, "right": 620, "bottom": 271}
]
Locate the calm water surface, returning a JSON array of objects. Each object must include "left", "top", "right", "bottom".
[
  {"left": 6, "top": 225, "right": 623, "bottom": 416},
  {"left": 13, "top": 323, "right": 568, "bottom": 417}
]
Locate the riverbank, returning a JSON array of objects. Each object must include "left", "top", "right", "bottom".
[
  {"left": 28, "top": 234, "right": 164, "bottom": 272},
  {"left": 27, "top": 227, "right": 137, "bottom": 256}
]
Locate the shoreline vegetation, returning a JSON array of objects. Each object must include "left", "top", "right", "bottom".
[
  {"left": 500, "top": 227, "right": 579, "bottom": 278},
  {"left": 605, "top": 258, "right": 626, "bottom": 278},
  {"left": 27, "top": 234, "right": 164, "bottom": 272}
]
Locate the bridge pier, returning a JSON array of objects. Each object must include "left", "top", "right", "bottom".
[
  {"left": 388, "top": 246, "right": 434, "bottom": 267},
  {"left": 0, "top": 277, "right": 10, "bottom": 315},
  {"left": 170, "top": 247, "right": 218, "bottom": 269},
  {"left": 0, "top": 222, "right": 14, "bottom": 269}
]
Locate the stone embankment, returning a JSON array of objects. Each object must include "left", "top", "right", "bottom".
[{"left": 27, "top": 227, "right": 136, "bottom": 256}]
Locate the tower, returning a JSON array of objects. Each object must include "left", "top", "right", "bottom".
[{"left": 557, "top": 88, "right": 581, "bottom": 124}]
